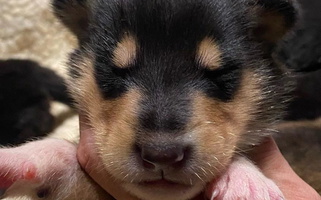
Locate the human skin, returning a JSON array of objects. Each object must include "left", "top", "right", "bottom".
[
  {"left": 247, "top": 137, "right": 321, "bottom": 200},
  {"left": 77, "top": 115, "right": 321, "bottom": 200}
]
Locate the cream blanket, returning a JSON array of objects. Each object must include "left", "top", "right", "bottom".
[{"left": 0, "top": 0, "right": 79, "bottom": 143}]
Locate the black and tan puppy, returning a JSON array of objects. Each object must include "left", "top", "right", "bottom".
[{"left": 53, "top": 0, "right": 298, "bottom": 199}]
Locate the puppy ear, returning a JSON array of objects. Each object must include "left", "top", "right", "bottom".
[
  {"left": 250, "top": 0, "right": 299, "bottom": 47},
  {"left": 52, "top": 0, "right": 89, "bottom": 41}
]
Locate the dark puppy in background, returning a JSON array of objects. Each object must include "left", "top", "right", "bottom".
[
  {"left": 0, "top": 59, "right": 72, "bottom": 145},
  {"left": 54, "top": 0, "right": 297, "bottom": 199},
  {"left": 277, "top": 0, "right": 321, "bottom": 121},
  {"left": 277, "top": 0, "right": 321, "bottom": 74},
  {"left": 273, "top": 0, "right": 321, "bottom": 192}
]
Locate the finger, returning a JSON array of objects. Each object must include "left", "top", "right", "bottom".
[
  {"left": 249, "top": 136, "right": 292, "bottom": 175},
  {"left": 249, "top": 137, "right": 320, "bottom": 200},
  {"left": 77, "top": 114, "right": 141, "bottom": 200}
]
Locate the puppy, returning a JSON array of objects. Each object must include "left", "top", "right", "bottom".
[
  {"left": 0, "top": 59, "right": 73, "bottom": 145},
  {"left": 52, "top": 0, "right": 298, "bottom": 199},
  {"left": 276, "top": 0, "right": 321, "bottom": 73}
]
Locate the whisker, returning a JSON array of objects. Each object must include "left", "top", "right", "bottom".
[{"left": 193, "top": 172, "right": 204, "bottom": 182}]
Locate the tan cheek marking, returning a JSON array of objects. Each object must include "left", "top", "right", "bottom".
[
  {"left": 196, "top": 37, "right": 222, "bottom": 70},
  {"left": 66, "top": 50, "right": 136, "bottom": 144},
  {"left": 67, "top": 51, "right": 103, "bottom": 119},
  {"left": 189, "top": 93, "right": 239, "bottom": 174},
  {"left": 112, "top": 34, "right": 137, "bottom": 68},
  {"left": 225, "top": 70, "right": 264, "bottom": 130},
  {"left": 67, "top": 50, "right": 141, "bottom": 179},
  {"left": 95, "top": 90, "right": 141, "bottom": 180},
  {"left": 189, "top": 70, "right": 263, "bottom": 174}
]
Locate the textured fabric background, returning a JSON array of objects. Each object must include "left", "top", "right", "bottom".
[{"left": 0, "top": 0, "right": 79, "bottom": 142}]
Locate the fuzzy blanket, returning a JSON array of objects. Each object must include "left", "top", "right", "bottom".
[{"left": 0, "top": 0, "right": 79, "bottom": 143}]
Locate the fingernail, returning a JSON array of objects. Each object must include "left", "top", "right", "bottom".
[{"left": 210, "top": 189, "right": 219, "bottom": 200}]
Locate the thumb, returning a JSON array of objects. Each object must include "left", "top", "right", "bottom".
[{"left": 249, "top": 137, "right": 320, "bottom": 200}]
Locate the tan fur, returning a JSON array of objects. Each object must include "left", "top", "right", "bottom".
[
  {"left": 68, "top": 56, "right": 266, "bottom": 200},
  {"left": 112, "top": 34, "right": 138, "bottom": 68},
  {"left": 68, "top": 51, "right": 141, "bottom": 182},
  {"left": 67, "top": 52, "right": 102, "bottom": 119},
  {"left": 196, "top": 37, "right": 222, "bottom": 70},
  {"left": 226, "top": 70, "right": 265, "bottom": 131},
  {"left": 189, "top": 69, "right": 264, "bottom": 176},
  {"left": 96, "top": 90, "right": 141, "bottom": 181}
]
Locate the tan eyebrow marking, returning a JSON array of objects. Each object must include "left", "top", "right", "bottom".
[
  {"left": 196, "top": 37, "right": 222, "bottom": 70},
  {"left": 112, "top": 34, "right": 137, "bottom": 68}
]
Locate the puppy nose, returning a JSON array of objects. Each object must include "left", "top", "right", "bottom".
[{"left": 139, "top": 145, "right": 187, "bottom": 169}]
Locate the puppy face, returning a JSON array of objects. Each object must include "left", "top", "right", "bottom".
[{"left": 55, "top": 0, "right": 297, "bottom": 199}]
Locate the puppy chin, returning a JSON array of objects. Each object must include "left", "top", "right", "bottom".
[{"left": 123, "top": 181, "right": 205, "bottom": 200}]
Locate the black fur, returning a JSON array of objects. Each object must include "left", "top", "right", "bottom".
[
  {"left": 0, "top": 59, "right": 73, "bottom": 145},
  {"left": 276, "top": 0, "right": 321, "bottom": 120},
  {"left": 54, "top": 0, "right": 297, "bottom": 138},
  {"left": 90, "top": 0, "right": 256, "bottom": 105},
  {"left": 277, "top": 0, "right": 321, "bottom": 72},
  {"left": 53, "top": 0, "right": 299, "bottom": 198},
  {"left": 285, "top": 69, "right": 321, "bottom": 120}
]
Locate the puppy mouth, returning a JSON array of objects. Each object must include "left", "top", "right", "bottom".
[{"left": 138, "top": 178, "right": 193, "bottom": 189}]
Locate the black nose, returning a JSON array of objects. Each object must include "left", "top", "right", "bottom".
[{"left": 138, "top": 144, "right": 187, "bottom": 169}]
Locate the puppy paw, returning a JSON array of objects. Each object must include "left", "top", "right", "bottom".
[
  {"left": 208, "top": 157, "right": 284, "bottom": 200},
  {"left": 0, "top": 139, "right": 78, "bottom": 199}
]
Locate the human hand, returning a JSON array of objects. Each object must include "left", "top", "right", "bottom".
[{"left": 248, "top": 137, "right": 321, "bottom": 200}]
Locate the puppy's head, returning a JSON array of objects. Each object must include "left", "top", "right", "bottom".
[{"left": 54, "top": 0, "right": 298, "bottom": 199}]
